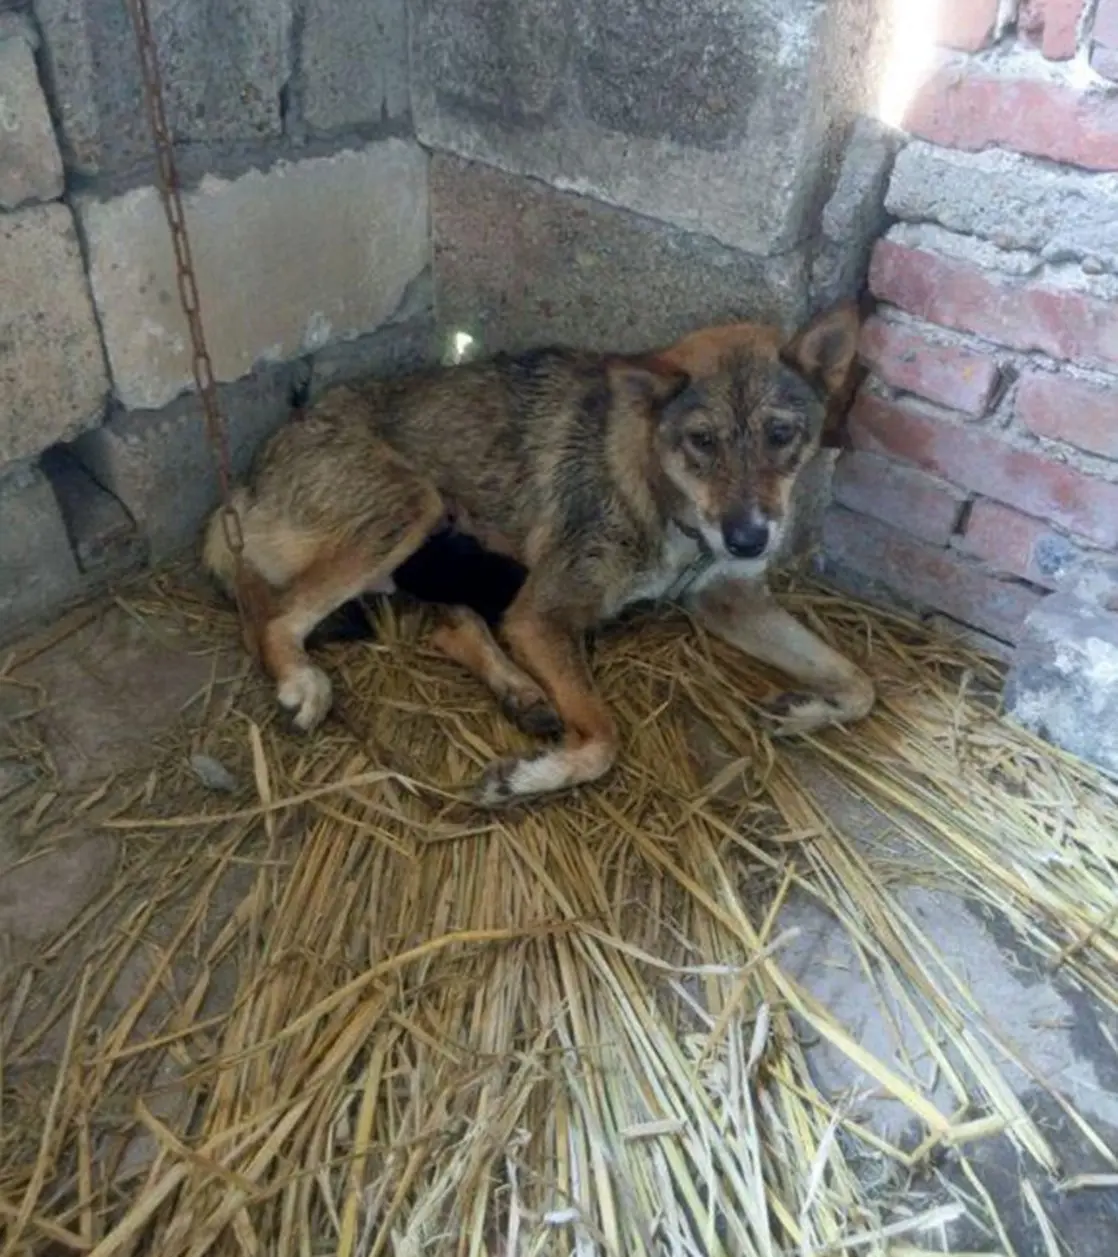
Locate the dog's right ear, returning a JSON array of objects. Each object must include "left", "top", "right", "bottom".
[{"left": 607, "top": 355, "right": 692, "bottom": 407}]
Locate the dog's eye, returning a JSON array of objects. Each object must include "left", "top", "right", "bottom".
[
  {"left": 767, "top": 421, "right": 798, "bottom": 449},
  {"left": 687, "top": 429, "right": 715, "bottom": 454}
]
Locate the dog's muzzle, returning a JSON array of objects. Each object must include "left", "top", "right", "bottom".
[{"left": 721, "top": 513, "right": 772, "bottom": 560}]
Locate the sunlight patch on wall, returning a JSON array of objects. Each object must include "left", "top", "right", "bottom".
[{"left": 875, "top": 0, "right": 942, "bottom": 129}]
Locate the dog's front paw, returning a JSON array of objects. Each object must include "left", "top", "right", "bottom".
[
  {"left": 761, "top": 691, "right": 843, "bottom": 738},
  {"left": 471, "top": 756, "right": 524, "bottom": 808},
  {"left": 471, "top": 750, "right": 562, "bottom": 808},
  {"left": 277, "top": 665, "right": 333, "bottom": 733}
]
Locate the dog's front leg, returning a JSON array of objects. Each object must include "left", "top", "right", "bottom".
[
  {"left": 472, "top": 598, "right": 616, "bottom": 806},
  {"left": 688, "top": 577, "right": 875, "bottom": 735}
]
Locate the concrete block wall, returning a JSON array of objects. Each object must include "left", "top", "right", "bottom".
[
  {"left": 0, "top": 0, "right": 898, "bottom": 645},
  {"left": 0, "top": 0, "right": 431, "bottom": 643},
  {"left": 828, "top": 1, "right": 1118, "bottom": 652},
  {"left": 415, "top": 0, "right": 893, "bottom": 351}
]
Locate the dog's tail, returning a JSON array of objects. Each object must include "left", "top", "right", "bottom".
[
  {"left": 201, "top": 489, "right": 280, "bottom": 659},
  {"left": 202, "top": 487, "right": 255, "bottom": 601}
]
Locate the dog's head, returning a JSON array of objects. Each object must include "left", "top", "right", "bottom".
[{"left": 614, "top": 304, "right": 860, "bottom": 566}]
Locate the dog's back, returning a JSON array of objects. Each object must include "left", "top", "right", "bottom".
[{"left": 346, "top": 348, "right": 627, "bottom": 554}]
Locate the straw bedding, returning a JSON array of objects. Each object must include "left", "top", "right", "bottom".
[{"left": 1, "top": 574, "right": 1116, "bottom": 1255}]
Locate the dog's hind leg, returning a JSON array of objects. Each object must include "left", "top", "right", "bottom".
[
  {"left": 428, "top": 606, "right": 563, "bottom": 738},
  {"left": 257, "top": 482, "right": 446, "bottom": 733}
]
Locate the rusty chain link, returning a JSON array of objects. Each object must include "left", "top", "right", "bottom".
[{"left": 124, "top": 0, "right": 256, "bottom": 647}]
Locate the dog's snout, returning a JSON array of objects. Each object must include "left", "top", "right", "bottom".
[{"left": 722, "top": 514, "right": 771, "bottom": 560}]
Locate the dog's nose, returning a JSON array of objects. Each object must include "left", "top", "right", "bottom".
[{"left": 722, "top": 516, "right": 771, "bottom": 559}]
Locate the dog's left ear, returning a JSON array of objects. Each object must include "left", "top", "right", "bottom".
[
  {"left": 780, "top": 303, "right": 861, "bottom": 398},
  {"left": 607, "top": 355, "right": 692, "bottom": 407}
]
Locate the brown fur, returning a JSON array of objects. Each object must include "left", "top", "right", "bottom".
[{"left": 203, "top": 304, "right": 873, "bottom": 805}]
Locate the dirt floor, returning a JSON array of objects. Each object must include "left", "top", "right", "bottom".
[{"left": 2, "top": 566, "right": 1117, "bottom": 1255}]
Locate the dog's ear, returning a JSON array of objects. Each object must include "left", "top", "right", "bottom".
[
  {"left": 780, "top": 303, "right": 861, "bottom": 398},
  {"left": 607, "top": 355, "right": 692, "bottom": 408}
]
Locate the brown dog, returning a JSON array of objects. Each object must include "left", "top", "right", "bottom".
[{"left": 204, "top": 305, "right": 874, "bottom": 804}]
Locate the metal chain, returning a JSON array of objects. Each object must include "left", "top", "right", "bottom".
[{"left": 123, "top": 0, "right": 254, "bottom": 643}]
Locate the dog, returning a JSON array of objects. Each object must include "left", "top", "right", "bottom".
[
  {"left": 306, "top": 311, "right": 862, "bottom": 649},
  {"left": 204, "top": 304, "right": 874, "bottom": 805},
  {"left": 308, "top": 314, "right": 861, "bottom": 647}
]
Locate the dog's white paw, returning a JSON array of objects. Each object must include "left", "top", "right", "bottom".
[
  {"left": 762, "top": 692, "right": 841, "bottom": 737},
  {"left": 761, "top": 687, "right": 871, "bottom": 737},
  {"left": 277, "top": 665, "right": 333, "bottom": 732},
  {"left": 470, "top": 741, "right": 614, "bottom": 808}
]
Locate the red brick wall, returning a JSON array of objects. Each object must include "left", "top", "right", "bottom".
[{"left": 829, "top": 1, "right": 1118, "bottom": 648}]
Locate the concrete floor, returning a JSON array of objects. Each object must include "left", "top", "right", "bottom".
[
  {"left": 1, "top": 596, "right": 237, "bottom": 953},
  {"left": 1, "top": 583, "right": 1116, "bottom": 1254},
  {"left": 776, "top": 767, "right": 1118, "bottom": 1254}
]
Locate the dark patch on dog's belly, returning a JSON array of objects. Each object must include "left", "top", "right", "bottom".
[{"left": 308, "top": 527, "right": 528, "bottom": 647}]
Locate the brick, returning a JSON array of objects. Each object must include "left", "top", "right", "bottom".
[
  {"left": 1020, "top": 0, "right": 1085, "bottom": 59},
  {"left": 431, "top": 153, "right": 808, "bottom": 357},
  {"left": 0, "top": 204, "right": 109, "bottom": 464},
  {"left": 823, "top": 506, "right": 1043, "bottom": 642},
  {"left": 869, "top": 235, "right": 1118, "bottom": 374},
  {"left": 1096, "top": 0, "right": 1118, "bottom": 47},
  {"left": 71, "top": 366, "right": 298, "bottom": 562},
  {"left": 412, "top": 0, "right": 879, "bottom": 257},
  {"left": 298, "top": 0, "right": 408, "bottom": 133},
  {"left": 860, "top": 316, "right": 1001, "bottom": 415},
  {"left": 905, "top": 66, "right": 1118, "bottom": 172},
  {"left": 936, "top": 0, "right": 999, "bottom": 51},
  {"left": 832, "top": 450, "right": 966, "bottom": 544},
  {"left": 33, "top": 0, "right": 292, "bottom": 175},
  {"left": 885, "top": 142, "right": 1118, "bottom": 276},
  {"left": 1017, "top": 372, "right": 1118, "bottom": 460},
  {"left": 959, "top": 499, "right": 1086, "bottom": 589},
  {"left": 0, "top": 462, "right": 84, "bottom": 644},
  {"left": 0, "top": 32, "right": 64, "bottom": 209},
  {"left": 79, "top": 140, "right": 429, "bottom": 411},
  {"left": 849, "top": 392, "right": 1118, "bottom": 549}
]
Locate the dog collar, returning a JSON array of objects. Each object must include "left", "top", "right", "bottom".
[{"left": 667, "top": 519, "right": 717, "bottom": 600}]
